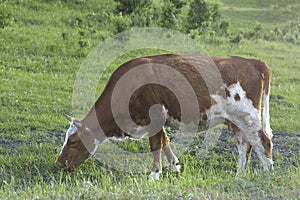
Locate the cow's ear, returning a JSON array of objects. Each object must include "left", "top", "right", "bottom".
[
  {"left": 74, "top": 121, "right": 83, "bottom": 129},
  {"left": 64, "top": 113, "right": 73, "bottom": 122}
]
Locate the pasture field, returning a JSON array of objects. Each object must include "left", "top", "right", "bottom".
[{"left": 1, "top": 0, "right": 299, "bottom": 199}]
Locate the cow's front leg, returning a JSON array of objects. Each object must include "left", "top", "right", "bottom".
[
  {"left": 148, "top": 130, "right": 163, "bottom": 181},
  {"left": 162, "top": 128, "right": 181, "bottom": 173}
]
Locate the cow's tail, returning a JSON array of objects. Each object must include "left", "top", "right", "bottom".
[{"left": 262, "top": 62, "right": 273, "bottom": 139}]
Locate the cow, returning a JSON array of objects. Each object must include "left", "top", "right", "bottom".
[{"left": 56, "top": 54, "right": 273, "bottom": 180}]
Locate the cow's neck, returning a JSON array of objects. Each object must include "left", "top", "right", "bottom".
[{"left": 82, "top": 93, "right": 122, "bottom": 142}]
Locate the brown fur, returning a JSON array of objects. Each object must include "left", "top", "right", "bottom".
[{"left": 56, "top": 54, "right": 272, "bottom": 172}]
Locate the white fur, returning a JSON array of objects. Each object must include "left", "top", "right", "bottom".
[
  {"left": 90, "top": 138, "right": 100, "bottom": 155},
  {"left": 171, "top": 163, "right": 181, "bottom": 172},
  {"left": 66, "top": 122, "right": 77, "bottom": 137},
  {"left": 165, "top": 115, "right": 203, "bottom": 133},
  {"left": 225, "top": 83, "right": 273, "bottom": 169},
  {"left": 148, "top": 170, "right": 162, "bottom": 181},
  {"left": 225, "top": 82, "right": 261, "bottom": 132},
  {"left": 235, "top": 132, "right": 249, "bottom": 173},
  {"left": 58, "top": 122, "right": 77, "bottom": 156},
  {"left": 209, "top": 82, "right": 273, "bottom": 170},
  {"left": 165, "top": 82, "right": 265, "bottom": 151},
  {"left": 126, "top": 126, "right": 149, "bottom": 139},
  {"left": 263, "top": 91, "right": 273, "bottom": 138}
]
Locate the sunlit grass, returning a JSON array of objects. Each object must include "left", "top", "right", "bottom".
[{"left": 0, "top": 0, "right": 299, "bottom": 199}]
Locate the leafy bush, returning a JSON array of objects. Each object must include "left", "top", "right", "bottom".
[
  {"left": 130, "top": 6, "right": 157, "bottom": 27},
  {"left": 242, "top": 20, "right": 300, "bottom": 44},
  {"left": 186, "top": 0, "right": 210, "bottom": 32},
  {"left": 158, "top": 0, "right": 183, "bottom": 29},
  {"left": 110, "top": 13, "right": 132, "bottom": 33},
  {"left": 219, "top": 19, "right": 230, "bottom": 36},
  {"left": 244, "top": 23, "right": 264, "bottom": 40},
  {"left": 115, "top": 0, "right": 153, "bottom": 15},
  {"left": 114, "top": 0, "right": 157, "bottom": 27},
  {"left": 112, "top": 0, "right": 227, "bottom": 37},
  {"left": 274, "top": 21, "right": 299, "bottom": 44},
  {"left": 184, "top": 0, "right": 230, "bottom": 39}
]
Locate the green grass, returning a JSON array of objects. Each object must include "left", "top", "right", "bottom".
[{"left": 0, "top": 0, "right": 300, "bottom": 199}]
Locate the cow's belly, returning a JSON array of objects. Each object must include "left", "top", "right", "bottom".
[
  {"left": 165, "top": 112, "right": 225, "bottom": 133},
  {"left": 122, "top": 82, "right": 261, "bottom": 138},
  {"left": 165, "top": 82, "right": 262, "bottom": 133}
]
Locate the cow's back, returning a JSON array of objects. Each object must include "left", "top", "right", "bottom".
[{"left": 96, "top": 54, "right": 268, "bottom": 130}]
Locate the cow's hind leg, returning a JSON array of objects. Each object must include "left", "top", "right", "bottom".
[
  {"left": 229, "top": 123, "right": 252, "bottom": 174},
  {"left": 255, "top": 129, "right": 273, "bottom": 170},
  {"left": 242, "top": 129, "right": 273, "bottom": 171},
  {"left": 161, "top": 128, "right": 181, "bottom": 172},
  {"left": 230, "top": 120, "right": 273, "bottom": 171}
]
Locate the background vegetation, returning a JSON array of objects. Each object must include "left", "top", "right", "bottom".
[{"left": 0, "top": 0, "right": 299, "bottom": 199}]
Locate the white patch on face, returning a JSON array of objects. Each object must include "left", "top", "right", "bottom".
[
  {"left": 66, "top": 122, "right": 77, "bottom": 137},
  {"left": 58, "top": 122, "right": 77, "bottom": 156}
]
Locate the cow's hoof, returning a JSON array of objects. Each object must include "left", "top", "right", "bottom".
[
  {"left": 148, "top": 171, "right": 162, "bottom": 182},
  {"left": 171, "top": 163, "right": 181, "bottom": 173}
]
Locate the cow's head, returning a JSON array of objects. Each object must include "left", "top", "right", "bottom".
[{"left": 55, "top": 114, "right": 95, "bottom": 171}]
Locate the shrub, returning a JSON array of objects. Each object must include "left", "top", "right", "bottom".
[
  {"left": 219, "top": 19, "right": 230, "bottom": 36},
  {"left": 130, "top": 6, "right": 157, "bottom": 27},
  {"left": 111, "top": 0, "right": 227, "bottom": 37},
  {"left": 244, "top": 23, "right": 264, "bottom": 40},
  {"left": 159, "top": 0, "right": 182, "bottom": 29},
  {"left": 263, "top": 21, "right": 299, "bottom": 44},
  {"left": 186, "top": 0, "right": 210, "bottom": 32},
  {"left": 114, "top": 0, "right": 156, "bottom": 28},
  {"left": 185, "top": 0, "right": 223, "bottom": 35},
  {"left": 110, "top": 13, "right": 132, "bottom": 33},
  {"left": 115, "top": 0, "right": 153, "bottom": 15}
]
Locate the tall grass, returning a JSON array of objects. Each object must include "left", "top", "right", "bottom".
[{"left": 0, "top": 0, "right": 299, "bottom": 199}]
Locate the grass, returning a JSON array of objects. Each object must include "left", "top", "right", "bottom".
[{"left": 0, "top": 0, "right": 299, "bottom": 199}]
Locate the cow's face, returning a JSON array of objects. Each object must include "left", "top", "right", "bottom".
[{"left": 56, "top": 114, "right": 92, "bottom": 171}]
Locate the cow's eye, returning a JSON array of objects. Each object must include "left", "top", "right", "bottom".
[{"left": 68, "top": 140, "right": 76, "bottom": 146}]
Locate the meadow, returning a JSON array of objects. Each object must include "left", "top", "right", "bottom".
[{"left": 0, "top": 0, "right": 299, "bottom": 199}]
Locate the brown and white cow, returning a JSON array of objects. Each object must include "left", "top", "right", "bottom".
[{"left": 56, "top": 54, "right": 273, "bottom": 180}]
